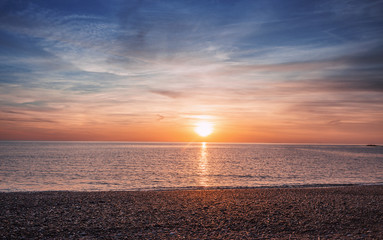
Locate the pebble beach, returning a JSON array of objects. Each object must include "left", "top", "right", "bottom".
[{"left": 1, "top": 185, "right": 382, "bottom": 239}]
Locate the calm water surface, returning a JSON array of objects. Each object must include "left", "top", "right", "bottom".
[{"left": 0, "top": 142, "right": 382, "bottom": 192}]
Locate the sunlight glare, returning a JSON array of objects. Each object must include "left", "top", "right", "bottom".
[{"left": 194, "top": 121, "right": 213, "bottom": 137}]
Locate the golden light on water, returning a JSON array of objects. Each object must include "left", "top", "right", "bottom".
[
  {"left": 198, "top": 142, "right": 209, "bottom": 186},
  {"left": 194, "top": 121, "right": 214, "bottom": 137}
]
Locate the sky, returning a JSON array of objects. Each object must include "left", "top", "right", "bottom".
[{"left": 0, "top": 0, "right": 382, "bottom": 143}]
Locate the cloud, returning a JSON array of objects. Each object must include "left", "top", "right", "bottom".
[{"left": 150, "top": 90, "right": 186, "bottom": 99}]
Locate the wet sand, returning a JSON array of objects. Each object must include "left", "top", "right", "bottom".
[{"left": 1, "top": 185, "right": 382, "bottom": 239}]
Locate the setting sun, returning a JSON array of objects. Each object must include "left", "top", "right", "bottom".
[{"left": 194, "top": 121, "right": 214, "bottom": 137}]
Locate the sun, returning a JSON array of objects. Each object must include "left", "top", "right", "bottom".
[{"left": 194, "top": 121, "right": 214, "bottom": 137}]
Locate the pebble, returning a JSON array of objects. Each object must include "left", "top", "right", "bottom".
[{"left": 0, "top": 186, "right": 382, "bottom": 239}]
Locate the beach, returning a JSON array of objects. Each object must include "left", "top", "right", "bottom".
[{"left": 1, "top": 185, "right": 382, "bottom": 239}]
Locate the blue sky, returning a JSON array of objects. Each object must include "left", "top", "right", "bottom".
[{"left": 0, "top": 0, "right": 382, "bottom": 142}]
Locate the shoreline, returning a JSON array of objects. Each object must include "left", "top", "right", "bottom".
[
  {"left": 1, "top": 185, "right": 382, "bottom": 239},
  {"left": 2, "top": 182, "right": 383, "bottom": 193}
]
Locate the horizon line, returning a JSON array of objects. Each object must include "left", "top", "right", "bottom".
[{"left": 1, "top": 140, "right": 381, "bottom": 145}]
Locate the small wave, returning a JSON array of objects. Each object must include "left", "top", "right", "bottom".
[
  {"left": 202, "top": 174, "right": 271, "bottom": 179},
  {"left": 111, "top": 182, "right": 383, "bottom": 192},
  {"left": 2, "top": 182, "right": 383, "bottom": 193}
]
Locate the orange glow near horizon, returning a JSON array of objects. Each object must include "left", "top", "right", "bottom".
[{"left": 0, "top": 114, "right": 382, "bottom": 144}]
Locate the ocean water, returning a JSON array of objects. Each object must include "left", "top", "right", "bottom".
[{"left": 0, "top": 141, "right": 382, "bottom": 192}]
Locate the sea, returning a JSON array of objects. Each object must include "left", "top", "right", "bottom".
[{"left": 0, "top": 141, "right": 382, "bottom": 192}]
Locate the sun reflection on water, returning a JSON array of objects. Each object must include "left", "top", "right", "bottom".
[{"left": 198, "top": 142, "right": 209, "bottom": 186}]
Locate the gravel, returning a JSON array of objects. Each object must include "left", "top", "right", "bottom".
[{"left": 1, "top": 185, "right": 382, "bottom": 239}]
